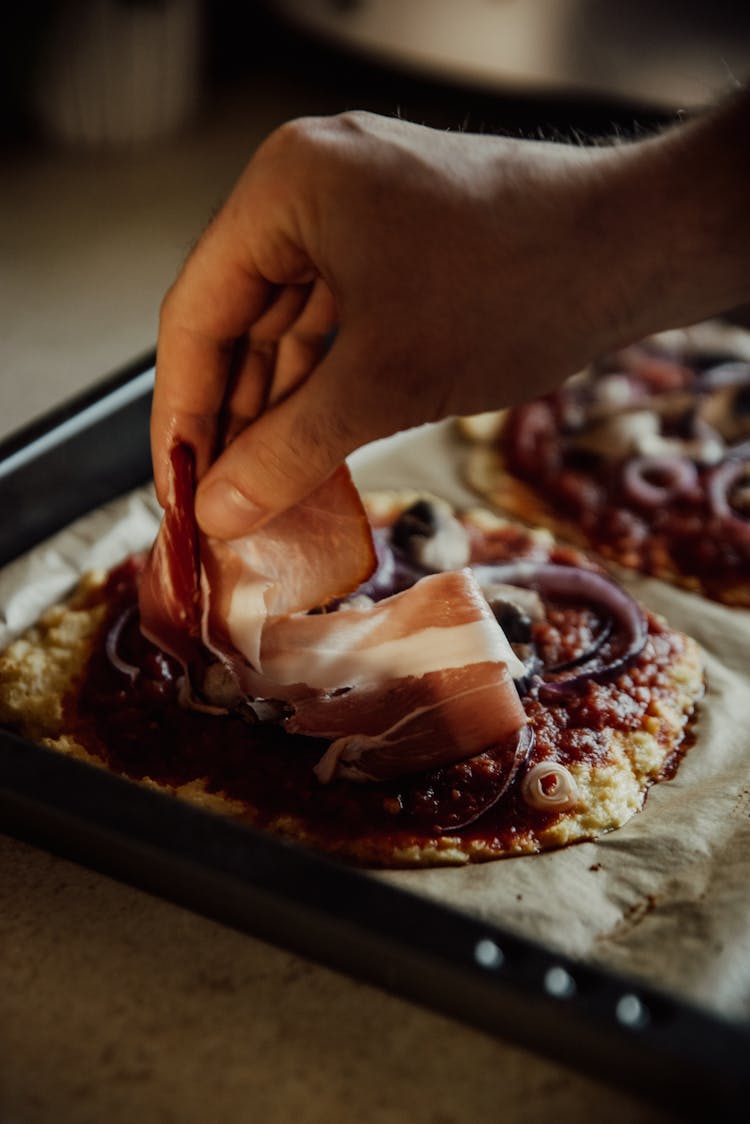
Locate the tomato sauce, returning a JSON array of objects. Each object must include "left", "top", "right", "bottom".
[{"left": 63, "top": 522, "right": 692, "bottom": 861}]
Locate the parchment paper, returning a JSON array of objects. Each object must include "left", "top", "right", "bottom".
[{"left": 2, "top": 421, "right": 749, "bottom": 1024}]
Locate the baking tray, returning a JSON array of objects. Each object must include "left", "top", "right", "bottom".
[{"left": 1, "top": 356, "right": 748, "bottom": 1119}]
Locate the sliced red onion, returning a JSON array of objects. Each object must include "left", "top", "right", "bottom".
[
  {"left": 434, "top": 725, "right": 535, "bottom": 832},
  {"left": 706, "top": 459, "right": 750, "bottom": 543},
  {"left": 621, "top": 454, "right": 698, "bottom": 508},
  {"left": 472, "top": 562, "right": 647, "bottom": 697},
  {"left": 698, "top": 361, "right": 750, "bottom": 389},
  {"left": 521, "top": 761, "right": 580, "bottom": 812},
  {"left": 624, "top": 350, "right": 693, "bottom": 391},
  {"left": 727, "top": 439, "right": 750, "bottom": 462},
  {"left": 509, "top": 400, "right": 558, "bottom": 472},
  {"left": 105, "top": 605, "right": 140, "bottom": 682},
  {"left": 355, "top": 528, "right": 425, "bottom": 602}
]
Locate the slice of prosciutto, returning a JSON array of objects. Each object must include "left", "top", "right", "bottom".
[
  {"left": 139, "top": 444, "right": 527, "bottom": 783},
  {"left": 300, "top": 661, "right": 526, "bottom": 783},
  {"left": 140, "top": 444, "right": 376, "bottom": 669},
  {"left": 138, "top": 443, "right": 202, "bottom": 669},
  {"left": 249, "top": 569, "right": 526, "bottom": 782}
]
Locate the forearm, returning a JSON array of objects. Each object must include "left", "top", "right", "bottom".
[
  {"left": 154, "top": 91, "right": 750, "bottom": 537},
  {"left": 444, "top": 87, "right": 750, "bottom": 407},
  {"left": 592, "top": 85, "right": 750, "bottom": 345}
]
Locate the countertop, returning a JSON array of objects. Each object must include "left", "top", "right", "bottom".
[{"left": 1, "top": 32, "right": 685, "bottom": 1123}]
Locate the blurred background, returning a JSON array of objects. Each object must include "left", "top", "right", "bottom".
[{"left": 2, "top": 0, "right": 748, "bottom": 441}]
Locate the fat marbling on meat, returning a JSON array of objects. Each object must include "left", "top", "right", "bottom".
[{"left": 139, "top": 444, "right": 526, "bottom": 782}]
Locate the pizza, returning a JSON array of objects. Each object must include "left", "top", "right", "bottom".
[
  {"left": 462, "top": 319, "right": 750, "bottom": 606},
  {"left": 0, "top": 470, "right": 703, "bottom": 867}
]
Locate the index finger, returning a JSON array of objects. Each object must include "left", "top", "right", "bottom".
[{"left": 151, "top": 217, "right": 275, "bottom": 504}]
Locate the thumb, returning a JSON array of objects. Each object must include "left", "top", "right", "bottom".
[{"left": 194, "top": 348, "right": 369, "bottom": 539}]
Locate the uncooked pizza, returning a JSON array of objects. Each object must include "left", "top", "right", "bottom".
[
  {"left": 463, "top": 319, "right": 750, "bottom": 605},
  {"left": 0, "top": 446, "right": 703, "bottom": 867}
]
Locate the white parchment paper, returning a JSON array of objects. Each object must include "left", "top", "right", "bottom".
[{"left": 2, "top": 421, "right": 749, "bottom": 1024}]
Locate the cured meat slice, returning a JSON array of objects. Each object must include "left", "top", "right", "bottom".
[
  {"left": 140, "top": 444, "right": 527, "bottom": 784},
  {"left": 138, "top": 444, "right": 201, "bottom": 667},
  {"left": 140, "top": 443, "right": 376, "bottom": 671},
  {"left": 296, "top": 661, "right": 527, "bottom": 782},
  {"left": 255, "top": 568, "right": 525, "bottom": 689},
  {"left": 249, "top": 570, "right": 528, "bottom": 781},
  {"left": 221, "top": 462, "right": 377, "bottom": 619}
]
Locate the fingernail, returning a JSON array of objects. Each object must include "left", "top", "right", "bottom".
[{"left": 196, "top": 479, "right": 265, "bottom": 539}]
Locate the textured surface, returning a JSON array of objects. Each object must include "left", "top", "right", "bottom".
[
  {"left": 0, "top": 833, "right": 678, "bottom": 1124},
  {"left": 1, "top": 58, "right": 683, "bottom": 1124}
]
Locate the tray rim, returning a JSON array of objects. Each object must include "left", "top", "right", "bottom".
[{"left": 1, "top": 354, "right": 748, "bottom": 1120}]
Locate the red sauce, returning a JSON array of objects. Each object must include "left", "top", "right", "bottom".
[{"left": 63, "top": 523, "right": 694, "bottom": 861}]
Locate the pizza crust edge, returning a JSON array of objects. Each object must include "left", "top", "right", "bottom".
[{"left": 0, "top": 495, "right": 704, "bottom": 868}]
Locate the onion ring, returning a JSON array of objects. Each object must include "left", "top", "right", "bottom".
[
  {"left": 433, "top": 725, "right": 536, "bottom": 832},
  {"left": 621, "top": 455, "right": 698, "bottom": 508},
  {"left": 472, "top": 562, "right": 648, "bottom": 697},
  {"left": 727, "top": 439, "right": 750, "bottom": 462},
  {"left": 698, "top": 361, "right": 750, "bottom": 389},
  {"left": 356, "top": 528, "right": 425, "bottom": 602},
  {"left": 508, "top": 400, "right": 558, "bottom": 472},
  {"left": 706, "top": 459, "right": 750, "bottom": 544},
  {"left": 521, "top": 761, "right": 580, "bottom": 811},
  {"left": 105, "top": 605, "right": 140, "bottom": 681}
]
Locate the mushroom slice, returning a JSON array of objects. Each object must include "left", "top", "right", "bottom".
[
  {"left": 698, "top": 380, "right": 750, "bottom": 445},
  {"left": 477, "top": 581, "right": 545, "bottom": 626},
  {"left": 568, "top": 410, "right": 661, "bottom": 459},
  {"left": 391, "top": 498, "right": 471, "bottom": 572}
]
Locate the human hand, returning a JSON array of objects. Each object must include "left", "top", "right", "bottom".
[
  {"left": 151, "top": 111, "right": 628, "bottom": 537},
  {"left": 151, "top": 96, "right": 750, "bottom": 539}
]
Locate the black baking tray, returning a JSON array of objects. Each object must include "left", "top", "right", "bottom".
[{"left": 1, "top": 356, "right": 748, "bottom": 1119}]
